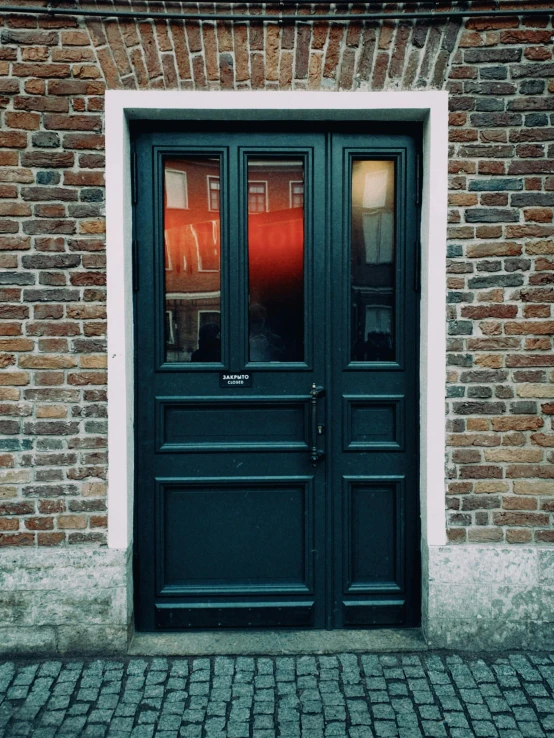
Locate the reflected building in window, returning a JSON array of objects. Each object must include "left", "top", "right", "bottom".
[
  {"left": 164, "top": 157, "right": 306, "bottom": 364},
  {"left": 247, "top": 159, "right": 305, "bottom": 362},
  {"left": 351, "top": 160, "right": 395, "bottom": 362},
  {"left": 164, "top": 158, "right": 221, "bottom": 363}
]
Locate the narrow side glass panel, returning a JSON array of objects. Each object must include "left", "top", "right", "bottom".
[
  {"left": 164, "top": 157, "right": 221, "bottom": 363},
  {"left": 247, "top": 158, "right": 305, "bottom": 362},
  {"left": 351, "top": 160, "right": 395, "bottom": 362}
]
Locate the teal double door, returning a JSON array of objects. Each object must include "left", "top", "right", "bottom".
[{"left": 133, "top": 126, "right": 420, "bottom": 631}]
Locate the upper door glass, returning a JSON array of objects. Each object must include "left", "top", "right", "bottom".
[
  {"left": 163, "top": 157, "right": 221, "bottom": 363},
  {"left": 350, "top": 160, "right": 395, "bottom": 362},
  {"left": 247, "top": 158, "right": 305, "bottom": 363}
]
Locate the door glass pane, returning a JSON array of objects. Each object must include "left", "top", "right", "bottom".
[
  {"left": 351, "top": 160, "right": 395, "bottom": 362},
  {"left": 164, "top": 157, "right": 221, "bottom": 363},
  {"left": 247, "top": 158, "right": 304, "bottom": 362}
]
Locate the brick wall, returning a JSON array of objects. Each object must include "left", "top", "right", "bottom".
[
  {"left": 445, "top": 16, "right": 554, "bottom": 544},
  {"left": 0, "top": 5, "right": 552, "bottom": 545}
]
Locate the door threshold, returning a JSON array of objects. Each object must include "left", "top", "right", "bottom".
[{"left": 128, "top": 628, "right": 427, "bottom": 656}]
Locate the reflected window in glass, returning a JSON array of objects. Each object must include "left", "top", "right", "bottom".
[
  {"left": 164, "top": 157, "right": 221, "bottom": 363},
  {"left": 208, "top": 176, "right": 220, "bottom": 212},
  {"left": 290, "top": 181, "right": 304, "bottom": 209},
  {"left": 248, "top": 182, "right": 268, "bottom": 213}
]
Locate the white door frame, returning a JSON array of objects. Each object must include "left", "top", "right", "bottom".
[{"left": 105, "top": 90, "right": 449, "bottom": 562}]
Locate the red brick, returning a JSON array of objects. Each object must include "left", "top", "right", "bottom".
[
  {"left": 461, "top": 305, "right": 517, "bottom": 319},
  {"left": 5, "top": 112, "right": 40, "bottom": 130},
  {"left": 459, "top": 465, "right": 503, "bottom": 479},
  {"left": 507, "top": 465, "right": 554, "bottom": 479},
  {"left": 505, "top": 321, "right": 554, "bottom": 335},
  {"left": 24, "top": 517, "right": 53, "bottom": 530},
  {"left": 44, "top": 114, "right": 101, "bottom": 132},
  {"left": 61, "top": 30, "right": 90, "bottom": 46},
  {"left": 494, "top": 512, "right": 549, "bottom": 527},
  {"left": 0, "top": 533, "right": 34, "bottom": 546},
  {"left": 64, "top": 171, "right": 104, "bottom": 186},
  {"left": 37, "top": 532, "right": 65, "bottom": 546},
  {"left": 0, "top": 134, "right": 27, "bottom": 154},
  {"left": 12, "top": 63, "right": 69, "bottom": 78},
  {"left": 525, "top": 46, "right": 552, "bottom": 61},
  {"left": 491, "top": 417, "right": 543, "bottom": 431}
]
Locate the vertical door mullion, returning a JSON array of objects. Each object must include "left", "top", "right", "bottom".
[
  {"left": 237, "top": 145, "right": 250, "bottom": 371},
  {"left": 309, "top": 136, "right": 329, "bottom": 629},
  {"left": 330, "top": 132, "right": 345, "bottom": 628},
  {"left": 218, "top": 144, "right": 232, "bottom": 372},
  {"left": 323, "top": 132, "right": 334, "bottom": 630}
]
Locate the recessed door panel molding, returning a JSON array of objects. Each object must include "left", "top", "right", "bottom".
[
  {"left": 134, "top": 126, "right": 420, "bottom": 631},
  {"left": 342, "top": 600, "right": 406, "bottom": 627},
  {"left": 342, "top": 475, "right": 405, "bottom": 595},
  {"left": 342, "top": 394, "right": 405, "bottom": 451},
  {"left": 156, "top": 396, "right": 310, "bottom": 452},
  {"left": 155, "top": 476, "right": 315, "bottom": 597}
]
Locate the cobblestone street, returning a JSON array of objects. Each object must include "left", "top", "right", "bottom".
[{"left": 1, "top": 652, "right": 554, "bottom": 738}]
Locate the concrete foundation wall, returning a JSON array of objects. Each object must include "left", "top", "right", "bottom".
[
  {"left": 0, "top": 547, "right": 131, "bottom": 655},
  {"left": 423, "top": 544, "right": 554, "bottom": 651}
]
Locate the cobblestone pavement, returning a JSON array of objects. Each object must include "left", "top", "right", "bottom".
[{"left": 1, "top": 652, "right": 554, "bottom": 738}]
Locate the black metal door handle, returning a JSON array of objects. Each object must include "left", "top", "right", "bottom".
[{"left": 310, "top": 383, "right": 325, "bottom": 467}]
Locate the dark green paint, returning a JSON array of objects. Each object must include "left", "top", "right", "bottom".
[{"left": 133, "top": 127, "right": 420, "bottom": 631}]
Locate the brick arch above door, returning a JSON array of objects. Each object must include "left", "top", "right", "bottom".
[{"left": 80, "top": 15, "right": 462, "bottom": 91}]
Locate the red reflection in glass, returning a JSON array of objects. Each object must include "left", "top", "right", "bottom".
[
  {"left": 247, "top": 158, "right": 305, "bottom": 362},
  {"left": 164, "top": 158, "right": 221, "bottom": 362}
]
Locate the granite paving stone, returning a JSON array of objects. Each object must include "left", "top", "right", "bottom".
[{"left": 1, "top": 653, "right": 554, "bottom": 736}]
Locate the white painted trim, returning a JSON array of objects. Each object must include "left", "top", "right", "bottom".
[
  {"left": 106, "top": 96, "right": 134, "bottom": 550},
  {"left": 105, "top": 90, "right": 448, "bottom": 552},
  {"left": 420, "top": 96, "right": 449, "bottom": 548}
]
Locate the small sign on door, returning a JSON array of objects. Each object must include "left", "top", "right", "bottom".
[{"left": 219, "top": 372, "right": 253, "bottom": 387}]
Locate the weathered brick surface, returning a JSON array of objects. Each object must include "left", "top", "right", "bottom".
[
  {"left": 444, "top": 12, "right": 554, "bottom": 544},
  {"left": 0, "top": 6, "right": 552, "bottom": 545}
]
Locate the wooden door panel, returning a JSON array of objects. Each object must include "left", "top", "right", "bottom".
[
  {"left": 343, "top": 476, "right": 405, "bottom": 593},
  {"left": 157, "top": 396, "right": 310, "bottom": 452},
  {"left": 342, "top": 601, "right": 406, "bottom": 627},
  {"left": 342, "top": 394, "right": 405, "bottom": 451},
  {"left": 156, "top": 477, "right": 314, "bottom": 595}
]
